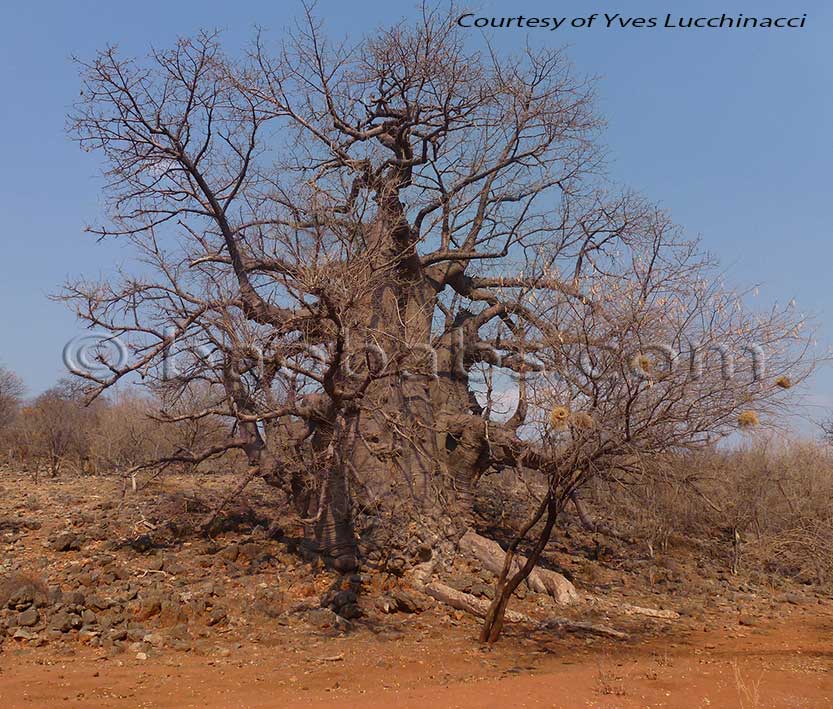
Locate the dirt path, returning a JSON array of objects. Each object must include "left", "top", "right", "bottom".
[{"left": 3, "top": 610, "right": 832, "bottom": 708}]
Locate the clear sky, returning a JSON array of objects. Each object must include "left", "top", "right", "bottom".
[{"left": 1, "top": 1, "right": 831, "bottom": 428}]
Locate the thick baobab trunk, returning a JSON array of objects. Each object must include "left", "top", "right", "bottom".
[{"left": 302, "top": 237, "right": 485, "bottom": 567}]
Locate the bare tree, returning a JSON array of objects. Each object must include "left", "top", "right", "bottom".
[
  {"left": 64, "top": 9, "right": 815, "bottom": 640},
  {"left": 16, "top": 379, "right": 100, "bottom": 479},
  {"left": 0, "top": 366, "right": 25, "bottom": 462},
  {"left": 822, "top": 417, "right": 833, "bottom": 445},
  {"left": 0, "top": 366, "right": 24, "bottom": 431}
]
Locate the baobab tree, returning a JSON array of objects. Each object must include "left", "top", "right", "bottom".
[{"left": 64, "top": 8, "right": 814, "bottom": 639}]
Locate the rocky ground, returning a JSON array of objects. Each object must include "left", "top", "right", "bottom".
[{"left": 1, "top": 466, "right": 831, "bottom": 706}]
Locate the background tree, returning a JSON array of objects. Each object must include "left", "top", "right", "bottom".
[
  {"left": 0, "top": 366, "right": 25, "bottom": 463},
  {"left": 16, "top": 378, "right": 100, "bottom": 479},
  {"left": 63, "top": 9, "right": 815, "bottom": 639},
  {"left": 0, "top": 365, "right": 24, "bottom": 431}
]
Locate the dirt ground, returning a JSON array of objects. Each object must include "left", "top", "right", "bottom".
[
  {"left": 3, "top": 613, "right": 833, "bottom": 707},
  {"left": 1, "top": 467, "right": 831, "bottom": 707}
]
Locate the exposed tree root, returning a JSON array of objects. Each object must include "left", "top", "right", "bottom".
[
  {"left": 423, "top": 581, "right": 627, "bottom": 639},
  {"left": 539, "top": 617, "right": 628, "bottom": 639},
  {"left": 586, "top": 595, "right": 680, "bottom": 620},
  {"left": 405, "top": 531, "right": 678, "bottom": 642},
  {"left": 459, "top": 531, "right": 579, "bottom": 605},
  {"left": 424, "top": 581, "right": 530, "bottom": 623}
]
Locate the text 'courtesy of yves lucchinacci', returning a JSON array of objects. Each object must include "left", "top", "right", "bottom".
[{"left": 456, "top": 12, "right": 808, "bottom": 31}]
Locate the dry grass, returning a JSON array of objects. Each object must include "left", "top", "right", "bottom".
[
  {"left": 586, "top": 440, "right": 833, "bottom": 588},
  {"left": 732, "top": 659, "right": 763, "bottom": 709}
]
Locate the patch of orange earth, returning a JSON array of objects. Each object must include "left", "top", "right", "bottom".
[{"left": 2, "top": 608, "right": 832, "bottom": 708}]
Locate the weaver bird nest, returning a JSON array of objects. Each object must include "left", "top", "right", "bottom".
[
  {"left": 774, "top": 376, "right": 792, "bottom": 390},
  {"left": 549, "top": 405, "right": 571, "bottom": 429},
  {"left": 738, "top": 410, "right": 760, "bottom": 428}
]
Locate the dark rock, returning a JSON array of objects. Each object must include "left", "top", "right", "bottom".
[
  {"left": 306, "top": 607, "right": 346, "bottom": 630},
  {"left": 7, "top": 587, "right": 34, "bottom": 611},
  {"left": 12, "top": 628, "right": 37, "bottom": 641},
  {"left": 51, "top": 532, "right": 82, "bottom": 552},
  {"left": 129, "top": 534, "right": 153, "bottom": 554},
  {"left": 338, "top": 603, "right": 362, "bottom": 620},
  {"left": 81, "top": 609, "right": 97, "bottom": 625},
  {"left": 67, "top": 591, "right": 86, "bottom": 607},
  {"left": 469, "top": 582, "right": 495, "bottom": 600},
  {"left": 85, "top": 594, "right": 109, "bottom": 611},
  {"left": 219, "top": 545, "right": 239, "bottom": 563},
  {"left": 158, "top": 601, "right": 187, "bottom": 628},
  {"left": 392, "top": 588, "right": 427, "bottom": 614},
  {"left": 332, "top": 590, "right": 358, "bottom": 609},
  {"left": 239, "top": 542, "right": 264, "bottom": 561},
  {"left": 48, "top": 612, "right": 73, "bottom": 633},
  {"left": 17, "top": 608, "right": 38, "bottom": 627},
  {"left": 135, "top": 595, "right": 162, "bottom": 621},
  {"left": 206, "top": 608, "right": 227, "bottom": 626}
]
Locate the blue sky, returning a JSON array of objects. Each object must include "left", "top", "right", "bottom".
[{"left": 1, "top": 1, "right": 831, "bottom": 428}]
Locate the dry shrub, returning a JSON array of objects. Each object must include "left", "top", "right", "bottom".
[
  {"left": 6, "top": 379, "right": 240, "bottom": 479},
  {"left": 588, "top": 440, "right": 833, "bottom": 587}
]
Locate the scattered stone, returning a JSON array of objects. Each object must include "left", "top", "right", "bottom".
[
  {"left": 239, "top": 543, "right": 264, "bottom": 561},
  {"left": 392, "top": 588, "right": 428, "bottom": 614},
  {"left": 67, "top": 591, "right": 86, "bottom": 607},
  {"left": 78, "top": 628, "right": 100, "bottom": 644},
  {"left": 49, "top": 612, "right": 73, "bottom": 633},
  {"left": 135, "top": 596, "right": 162, "bottom": 621},
  {"left": 206, "top": 608, "right": 227, "bottom": 626},
  {"left": 158, "top": 601, "right": 187, "bottom": 628},
  {"left": 376, "top": 596, "right": 398, "bottom": 614},
  {"left": 17, "top": 608, "right": 38, "bottom": 627},
  {"left": 469, "top": 582, "right": 495, "bottom": 600},
  {"left": 51, "top": 532, "right": 82, "bottom": 552},
  {"left": 81, "top": 609, "right": 97, "bottom": 625},
  {"left": 142, "top": 632, "right": 165, "bottom": 647},
  {"left": 307, "top": 607, "right": 346, "bottom": 630},
  {"left": 127, "top": 627, "right": 148, "bottom": 642},
  {"left": 219, "top": 544, "right": 240, "bottom": 563},
  {"left": 12, "top": 628, "right": 38, "bottom": 641},
  {"left": 129, "top": 534, "right": 153, "bottom": 554},
  {"left": 338, "top": 603, "right": 362, "bottom": 620},
  {"left": 85, "top": 595, "right": 109, "bottom": 612}
]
